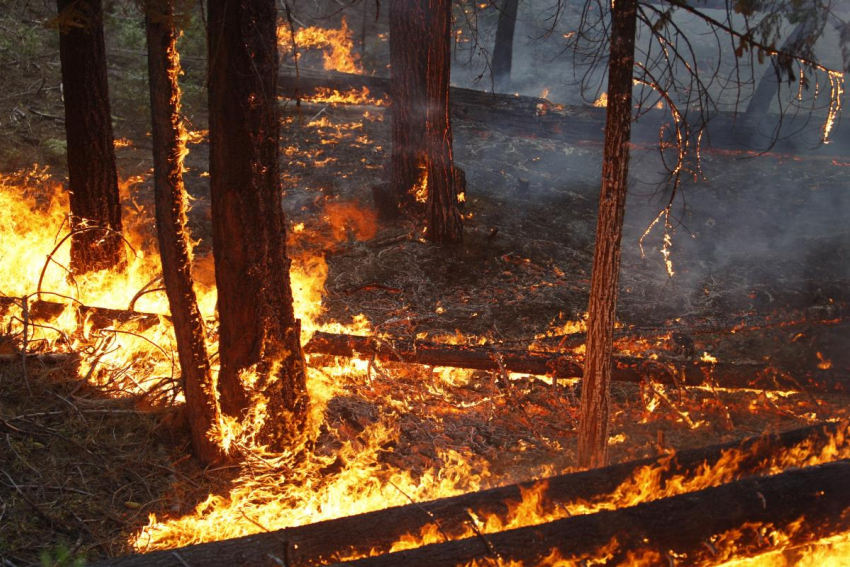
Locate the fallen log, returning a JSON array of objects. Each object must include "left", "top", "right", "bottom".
[
  {"left": 0, "top": 296, "right": 164, "bottom": 331},
  {"left": 95, "top": 421, "right": 850, "bottom": 567},
  {"left": 304, "top": 331, "right": 846, "bottom": 392},
  {"left": 332, "top": 459, "right": 850, "bottom": 567},
  {"left": 278, "top": 66, "right": 850, "bottom": 154}
]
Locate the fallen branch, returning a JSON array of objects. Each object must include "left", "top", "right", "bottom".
[
  {"left": 304, "top": 331, "right": 845, "bottom": 392},
  {"left": 332, "top": 460, "right": 850, "bottom": 567},
  {"left": 95, "top": 421, "right": 849, "bottom": 567}
]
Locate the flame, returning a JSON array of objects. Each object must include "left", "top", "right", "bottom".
[
  {"left": 822, "top": 71, "right": 844, "bottom": 144},
  {"left": 414, "top": 163, "right": 428, "bottom": 204},
  {"left": 593, "top": 92, "right": 608, "bottom": 108},
  {"left": 816, "top": 352, "right": 832, "bottom": 370},
  {"left": 303, "top": 86, "right": 386, "bottom": 106},
  {"left": 286, "top": 17, "right": 362, "bottom": 74}
]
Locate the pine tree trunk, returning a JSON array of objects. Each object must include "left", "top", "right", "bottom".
[
  {"left": 207, "top": 0, "right": 308, "bottom": 448},
  {"left": 577, "top": 0, "right": 637, "bottom": 469},
  {"left": 424, "top": 0, "right": 463, "bottom": 244},
  {"left": 389, "top": 0, "right": 429, "bottom": 211},
  {"left": 491, "top": 0, "right": 519, "bottom": 92},
  {"left": 145, "top": 1, "right": 223, "bottom": 465},
  {"left": 56, "top": 0, "right": 125, "bottom": 274}
]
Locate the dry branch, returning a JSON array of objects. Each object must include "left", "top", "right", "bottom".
[
  {"left": 304, "top": 331, "right": 845, "bottom": 392},
  {"left": 95, "top": 421, "right": 849, "bottom": 567},
  {"left": 332, "top": 459, "right": 850, "bottom": 567}
]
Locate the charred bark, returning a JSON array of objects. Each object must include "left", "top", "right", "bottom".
[
  {"left": 94, "top": 422, "right": 850, "bottom": 567},
  {"left": 578, "top": 0, "right": 638, "bottom": 469},
  {"left": 424, "top": 0, "right": 463, "bottom": 243},
  {"left": 333, "top": 460, "right": 850, "bottom": 567},
  {"left": 56, "top": 0, "right": 125, "bottom": 274},
  {"left": 491, "top": 0, "right": 519, "bottom": 92},
  {"left": 146, "top": 1, "right": 223, "bottom": 464},
  {"left": 207, "top": 0, "right": 308, "bottom": 446}
]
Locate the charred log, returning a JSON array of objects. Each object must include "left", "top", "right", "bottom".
[
  {"left": 277, "top": 68, "right": 850, "bottom": 154},
  {"left": 0, "top": 296, "right": 162, "bottom": 331},
  {"left": 303, "top": 331, "right": 845, "bottom": 392},
  {"left": 332, "top": 460, "right": 850, "bottom": 567},
  {"left": 94, "top": 421, "right": 850, "bottom": 567}
]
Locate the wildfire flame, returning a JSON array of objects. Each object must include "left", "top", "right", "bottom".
[{"left": 286, "top": 17, "right": 362, "bottom": 74}]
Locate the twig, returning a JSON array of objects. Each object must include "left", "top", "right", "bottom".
[{"left": 19, "top": 296, "right": 31, "bottom": 395}]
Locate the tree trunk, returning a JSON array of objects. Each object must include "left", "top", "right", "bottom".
[
  {"left": 207, "top": 0, "right": 308, "bottom": 447},
  {"left": 577, "top": 0, "right": 638, "bottom": 469},
  {"left": 389, "top": 0, "right": 429, "bottom": 212},
  {"left": 145, "top": 1, "right": 223, "bottom": 465},
  {"left": 424, "top": 0, "right": 463, "bottom": 243},
  {"left": 389, "top": 0, "right": 463, "bottom": 242},
  {"left": 491, "top": 0, "right": 519, "bottom": 92},
  {"left": 56, "top": 0, "right": 125, "bottom": 274},
  {"left": 95, "top": 422, "right": 850, "bottom": 567}
]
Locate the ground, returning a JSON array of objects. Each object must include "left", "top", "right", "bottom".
[{"left": 1, "top": 2, "right": 849, "bottom": 565}]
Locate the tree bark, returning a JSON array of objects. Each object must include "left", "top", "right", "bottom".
[
  {"left": 207, "top": 0, "right": 308, "bottom": 447},
  {"left": 56, "top": 0, "right": 125, "bottom": 274},
  {"left": 332, "top": 460, "right": 850, "bottom": 567},
  {"left": 145, "top": 1, "right": 223, "bottom": 464},
  {"left": 578, "top": 0, "right": 638, "bottom": 469},
  {"left": 424, "top": 0, "right": 463, "bottom": 243},
  {"left": 491, "top": 0, "right": 519, "bottom": 92},
  {"left": 94, "top": 422, "right": 850, "bottom": 567}
]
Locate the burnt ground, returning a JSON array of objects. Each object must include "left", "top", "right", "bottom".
[{"left": 1, "top": 2, "right": 850, "bottom": 565}]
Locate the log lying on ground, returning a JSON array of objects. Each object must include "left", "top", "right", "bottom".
[
  {"left": 304, "top": 331, "right": 846, "bottom": 392},
  {"left": 278, "top": 67, "right": 850, "bottom": 154},
  {"left": 0, "top": 296, "right": 164, "bottom": 330},
  {"left": 95, "top": 421, "right": 849, "bottom": 567},
  {"left": 332, "top": 459, "right": 850, "bottom": 567}
]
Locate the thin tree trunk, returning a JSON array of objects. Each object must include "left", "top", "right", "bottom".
[
  {"left": 56, "top": 0, "right": 125, "bottom": 274},
  {"left": 207, "top": 0, "right": 308, "bottom": 448},
  {"left": 491, "top": 0, "right": 519, "bottom": 92},
  {"left": 389, "top": 0, "right": 429, "bottom": 211},
  {"left": 424, "top": 0, "right": 463, "bottom": 243},
  {"left": 145, "top": 0, "right": 223, "bottom": 465},
  {"left": 577, "top": 0, "right": 638, "bottom": 469}
]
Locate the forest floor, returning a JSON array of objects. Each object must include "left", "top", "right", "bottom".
[{"left": 2, "top": 2, "right": 850, "bottom": 566}]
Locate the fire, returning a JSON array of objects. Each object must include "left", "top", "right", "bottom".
[
  {"left": 287, "top": 17, "right": 362, "bottom": 74},
  {"left": 303, "top": 86, "right": 386, "bottom": 106},
  {"left": 593, "top": 92, "right": 608, "bottom": 108},
  {"left": 817, "top": 352, "right": 832, "bottom": 370},
  {"left": 413, "top": 163, "right": 428, "bottom": 204}
]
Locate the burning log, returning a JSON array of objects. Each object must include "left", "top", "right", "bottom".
[
  {"left": 0, "top": 296, "right": 164, "bottom": 331},
  {"left": 332, "top": 460, "right": 850, "bottom": 567},
  {"left": 95, "top": 421, "right": 849, "bottom": 567},
  {"left": 304, "top": 331, "right": 844, "bottom": 392}
]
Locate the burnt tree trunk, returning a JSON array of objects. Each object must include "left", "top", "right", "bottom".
[
  {"left": 389, "top": 0, "right": 429, "bottom": 211},
  {"left": 491, "top": 0, "right": 519, "bottom": 92},
  {"left": 424, "top": 0, "right": 463, "bottom": 243},
  {"left": 146, "top": 1, "right": 223, "bottom": 464},
  {"left": 56, "top": 0, "right": 125, "bottom": 274},
  {"left": 207, "top": 0, "right": 308, "bottom": 447},
  {"left": 577, "top": 0, "right": 638, "bottom": 469}
]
